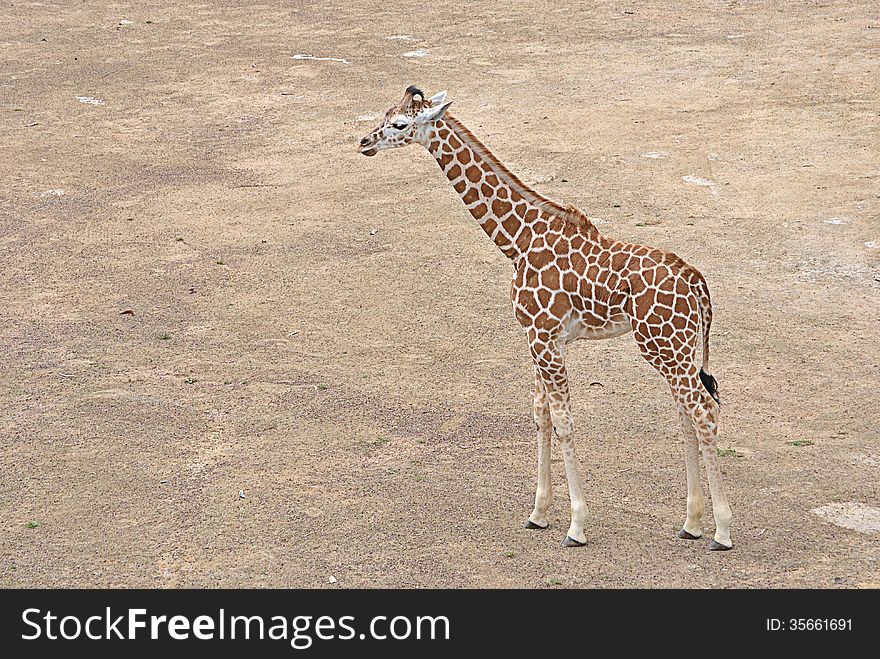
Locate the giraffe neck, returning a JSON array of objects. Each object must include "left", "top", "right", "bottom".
[{"left": 424, "top": 115, "right": 565, "bottom": 261}]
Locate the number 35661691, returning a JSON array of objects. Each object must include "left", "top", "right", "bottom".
[{"left": 767, "top": 619, "right": 852, "bottom": 631}]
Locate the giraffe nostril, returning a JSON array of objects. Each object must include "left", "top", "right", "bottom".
[{"left": 360, "top": 136, "right": 371, "bottom": 147}]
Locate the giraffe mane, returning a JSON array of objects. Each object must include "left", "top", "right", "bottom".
[
  {"left": 558, "top": 204, "right": 602, "bottom": 240},
  {"left": 442, "top": 114, "right": 600, "bottom": 237}
]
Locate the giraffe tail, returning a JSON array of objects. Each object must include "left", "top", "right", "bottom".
[
  {"left": 691, "top": 270, "right": 720, "bottom": 405},
  {"left": 699, "top": 368, "right": 720, "bottom": 406}
]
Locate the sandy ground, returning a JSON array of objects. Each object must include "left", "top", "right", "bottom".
[{"left": 1, "top": 1, "right": 878, "bottom": 588}]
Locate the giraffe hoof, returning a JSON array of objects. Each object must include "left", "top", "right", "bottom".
[
  {"left": 561, "top": 535, "right": 587, "bottom": 548},
  {"left": 677, "top": 529, "right": 702, "bottom": 540},
  {"left": 708, "top": 539, "right": 733, "bottom": 551},
  {"left": 524, "top": 519, "right": 548, "bottom": 530}
]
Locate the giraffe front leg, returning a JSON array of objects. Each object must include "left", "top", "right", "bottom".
[
  {"left": 541, "top": 372, "right": 587, "bottom": 547},
  {"left": 528, "top": 336, "right": 586, "bottom": 547},
  {"left": 557, "top": 421, "right": 587, "bottom": 547},
  {"left": 525, "top": 370, "right": 553, "bottom": 530}
]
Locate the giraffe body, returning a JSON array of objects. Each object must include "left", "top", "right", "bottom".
[{"left": 359, "top": 87, "right": 732, "bottom": 550}]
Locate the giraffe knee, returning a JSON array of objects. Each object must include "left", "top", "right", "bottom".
[
  {"left": 534, "top": 416, "right": 552, "bottom": 435},
  {"left": 700, "top": 404, "right": 719, "bottom": 435},
  {"left": 553, "top": 422, "right": 574, "bottom": 442},
  {"left": 533, "top": 398, "right": 551, "bottom": 433},
  {"left": 697, "top": 426, "right": 719, "bottom": 449},
  {"left": 696, "top": 421, "right": 717, "bottom": 446},
  {"left": 679, "top": 394, "right": 718, "bottom": 442},
  {"left": 548, "top": 407, "right": 572, "bottom": 436}
]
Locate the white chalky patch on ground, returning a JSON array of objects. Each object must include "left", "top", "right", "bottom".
[
  {"left": 641, "top": 152, "right": 669, "bottom": 159},
  {"left": 812, "top": 503, "right": 880, "bottom": 534},
  {"left": 119, "top": 19, "right": 132, "bottom": 25},
  {"left": 292, "top": 54, "right": 350, "bottom": 64},
  {"left": 530, "top": 174, "right": 555, "bottom": 183},
  {"left": 823, "top": 216, "right": 854, "bottom": 225},
  {"left": 356, "top": 113, "right": 379, "bottom": 122},
  {"left": 40, "top": 189, "right": 65, "bottom": 197},
  {"left": 796, "top": 255, "right": 879, "bottom": 284},
  {"left": 402, "top": 49, "right": 430, "bottom": 58},
  {"left": 852, "top": 453, "right": 880, "bottom": 467},
  {"left": 77, "top": 96, "right": 104, "bottom": 105},
  {"left": 682, "top": 175, "right": 715, "bottom": 186},
  {"left": 865, "top": 241, "right": 879, "bottom": 249},
  {"left": 386, "top": 35, "right": 416, "bottom": 41}
]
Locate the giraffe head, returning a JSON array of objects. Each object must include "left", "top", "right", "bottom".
[{"left": 358, "top": 86, "right": 453, "bottom": 156}]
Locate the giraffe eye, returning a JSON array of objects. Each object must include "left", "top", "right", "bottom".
[{"left": 392, "top": 122, "right": 408, "bottom": 130}]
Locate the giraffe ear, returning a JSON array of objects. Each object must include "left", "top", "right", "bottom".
[
  {"left": 417, "top": 100, "right": 452, "bottom": 123},
  {"left": 429, "top": 90, "right": 448, "bottom": 106}
]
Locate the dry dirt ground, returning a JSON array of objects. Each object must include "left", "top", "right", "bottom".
[{"left": 1, "top": 1, "right": 878, "bottom": 588}]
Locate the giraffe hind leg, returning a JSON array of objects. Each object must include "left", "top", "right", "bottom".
[
  {"left": 630, "top": 280, "right": 733, "bottom": 550},
  {"left": 628, "top": 309, "right": 732, "bottom": 551},
  {"left": 676, "top": 380, "right": 732, "bottom": 550},
  {"left": 677, "top": 405, "right": 705, "bottom": 540}
]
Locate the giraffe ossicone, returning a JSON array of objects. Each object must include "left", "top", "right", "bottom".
[{"left": 359, "top": 86, "right": 733, "bottom": 551}]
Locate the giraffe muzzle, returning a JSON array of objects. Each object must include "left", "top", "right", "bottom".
[{"left": 358, "top": 135, "right": 379, "bottom": 157}]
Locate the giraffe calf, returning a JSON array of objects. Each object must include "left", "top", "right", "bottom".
[{"left": 359, "top": 87, "right": 733, "bottom": 551}]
